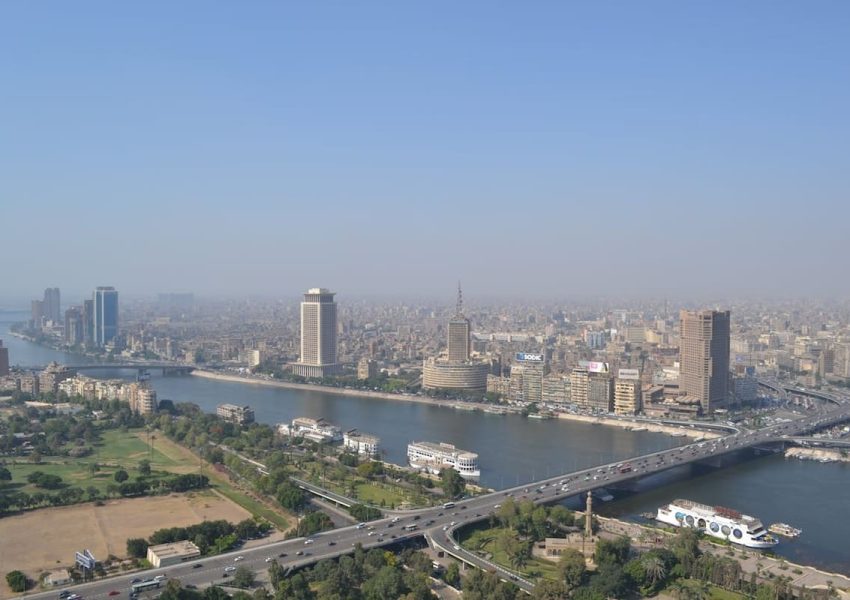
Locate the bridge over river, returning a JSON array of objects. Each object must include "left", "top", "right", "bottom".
[{"left": 21, "top": 383, "right": 850, "bottom": 598}]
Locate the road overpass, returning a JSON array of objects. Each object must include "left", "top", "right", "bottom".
[
  {"left": 20, "top": 397, "right": 850, "bottom": 599},
  {"left": 19, "top": 363, "right": 195, "bottom": 375}
]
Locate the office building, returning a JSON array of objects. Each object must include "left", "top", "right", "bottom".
[
  {"left": 0, "top": 340, "right": 8, "bottom": 376},
  {"left": 614, "top": 369, "right": 642, "bottom": 415},
  {"left": 93, "top": 287, "right": 119, "bottom": 347},
  {"left": 31, "top": 299, "right": 44, "bottom": 328},
  {"left": 83, "top": 299, "right": 94, "bottom": 346},
  {"left": 447, "top": 284, "right": 471, "bottom": 362},
  {"left": 511, "top": 352, "right": 547, "bottom": 403},
  {"left": 43, "top": 287, "right": 61, "bottom": 323},
  {"left": 39, "top": 362, "right": 73, "bottom": 394},
  {"left": 217, "top": 403, "right": 255, "bottom": 425},
  {"left": 541, "top": 375, "right": 571, "bottom": 405},
  {"left": 292, "top": 288, "right": 340, "bottom": 378},
  {"left": 570, "top": 367, "right": 590, "bottom": 408},
  {"left": 422, "top": 358, "right": 489, "bottom": 391},
  {"left": 588, "top": 372, "right": 613, "bottom": 412},
  {"left": 64, "top": 307, "right": 84, "bottom": 346},
  {"left": 679, "top": 309, "right": 731, "bottom": 414}
]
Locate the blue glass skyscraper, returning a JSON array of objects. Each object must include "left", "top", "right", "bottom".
[{"left": 93, "top": 286, "right": 119, "bottom": 347}]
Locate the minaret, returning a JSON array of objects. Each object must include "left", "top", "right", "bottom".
[{"left": 585, "top": 491, "right": 593, "bottom": 537}]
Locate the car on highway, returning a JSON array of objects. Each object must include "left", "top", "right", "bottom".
[
  {"left": 279, "top": 552, "right": 287, "bottom": 558},
  {"left": 305, "top": 539, "right": 315, "bottom": 544},
  {"left": 131, "top": 578, "right": 142, "bottom": 584},
  {"left": 193, "top": 563, "right": 203, "bottom": 569},
  {"left": 224, "top": 566, "right": 236, "bottom": 573},
  {"left": 234, "top": 556, "right": 244, "bottom": 562},
  {"left": 265, "top": 557, "right": 275, "bottom": 562},
  {"left": 108, "top": 592, "right": 120, "bottom": 597}
]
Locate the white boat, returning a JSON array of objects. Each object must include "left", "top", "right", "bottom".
[
  {"left": 407, "top": 441, "right": 480, "bottom": 478},
  {"left": 656, "top": 499, "right": 778, "bottom": 549}
]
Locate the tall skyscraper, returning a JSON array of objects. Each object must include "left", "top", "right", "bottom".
[
  {"left": 292, "top": 288, "right": 339, "bottom": 378},
  {"left": 447, "top": 283, "right": 471, "bottom": 362},
  {"left": 83, "top": 299, "right": 94, "bottom": 346},
  {"left": 679, "top": 309, "right": 731, "bottom": 414},
  {"left": 30, "top": 299, "right": 44, "bottom": 328},
  {"left": 43, "top": 287, "right": 61, "bottom": 323},
  {"left": 93, "top": 287, "right": 119, "bottom": 347},
  {"left": 0, "top": 339, "right": 9, "bottom": 376},
  {"left": 64, "top": 307, "right": 84, "bottom": 346}
]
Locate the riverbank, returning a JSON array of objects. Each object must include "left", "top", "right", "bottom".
[
  {"left": 192, "top": 370, "right": 723, "bottom": 441},
  {"left": 556, "top": 412, "right": 722, "bottom": 440},
  {"left": 191, "top": 369, "right": 519, "bottom": 411},
  {"left": 785, "top": 446, "right": 850, "bottom": 463},
  {"left": 597, "top": 514, "right": 850, "bottom": 596}
]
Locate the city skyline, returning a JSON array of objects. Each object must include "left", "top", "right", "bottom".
[{"left": 3, "top": 2, "right": 850, "bottom": 298}]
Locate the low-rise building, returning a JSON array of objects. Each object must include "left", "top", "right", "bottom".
[
  {"left": 217, "top": 403, "right": 255, "bottom": 425},
  {"left": 343, "top": 430, "right": 380, "bottom": 456},
  {"left": 146, "top": 540, "right": 201, "bottom": 568},
  {"left": 357, "top": 357, "right": 378, "bottom": 380}
]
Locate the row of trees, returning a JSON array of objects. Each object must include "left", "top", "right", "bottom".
[{"left": 126, "top": 518, "right": 271, "bottom": 559}]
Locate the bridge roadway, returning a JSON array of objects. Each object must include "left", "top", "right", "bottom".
[{"left": 20, "top": 397, "right": 850, "bottom": 599}]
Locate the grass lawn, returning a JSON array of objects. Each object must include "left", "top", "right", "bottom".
[
  {"left": 2, "top": 428, "right": 196, "bottom": 496},
  {"left": 355, "top": 482, "right": 407, "bottom": 507},
  {"left": 91, "top": 429, "right": 183, "bottom": 469},
  {"left": 666, "top": 580, "right": 748, "bottom": 600}
]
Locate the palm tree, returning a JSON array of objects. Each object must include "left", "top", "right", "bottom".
[{"left": 642, "top": 554, "right": 667, "bottom": 587}]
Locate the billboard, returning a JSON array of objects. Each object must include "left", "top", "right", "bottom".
[
  {"left": 618, "top": 368, "right": 640, "bottom": 380},
  {"left": 579, "top": 360, "right": 609, "bottom": 373},
  {"left": 515, "top": 352, "right": 544, "bottom": 363},
  {"left": 75, "top": 549, "right": 96, "bottom": 570}
]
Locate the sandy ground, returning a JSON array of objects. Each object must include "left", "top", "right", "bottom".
[{"left": 0, "top": 491, "right": 250, "bottom": 596}]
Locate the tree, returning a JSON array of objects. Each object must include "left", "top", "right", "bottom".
[
  {"left": 5, "top": 571, "right": 29, "bottom": 593},
  {"left": 439, "top": 468, "right": 465, "bottom": 499},
  {"left": 114, "top": 469, "right": 129, "bottom": 483},
  {"left": 532, "top": 580, "right": 568, "bottom": 600},
  {"left": 594, "top": 535, "right": 631, "bottom": 566},
  {"left": 361, "top": 565, "right": 403, "bottom": 600},
  {"left": 642, "top": 553, "right": 668, "bottom": 588},
  {"left": 444, "top": 562, "right": 461, "bottom": 587},
  {"left": 558, "top": 548, "right": 586, "bottom": 590},
  {"left": 138, "top": 460, "right": 152, "bottom": 476},
  {"left": 276, "top": 480, "right": 307, "bottom": 512},
  {"left": 126, "top": 538, "right": 148, "bottom": 559},
  {"left": 0, "top": 466, "right": 12, "bottom": 481},
  {"left": 233, "top": 566, "right": 256, "bottom": 589}
]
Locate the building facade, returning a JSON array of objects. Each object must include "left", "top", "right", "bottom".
[
  {"left": 679, "top": 309, "right": 731, "bottom": 414},
  {"left": 93, "top": 287, "right": 119, "bottom": 347},
  {"left": 292, "top": 288, "right": 340, "bottom": 378},
  {"left": 422, "top": 358, "right": 489, "bottom": 391},
  {"left": 216, "top": 403, "right": 255, "bottom": 425},
  {"left": 0, "top": 340, "right": 8, "bottom": 377},
  {"left": 614, "top": 377, "right": 642, "bottom": 415}
]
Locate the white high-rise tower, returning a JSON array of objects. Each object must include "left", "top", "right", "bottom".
[{"left": 292, "top": 288, "right": 340, "bottom": 379}]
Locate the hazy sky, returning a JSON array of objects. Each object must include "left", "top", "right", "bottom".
[{"left": 2, "top": 1, "right": 849, "bottom": 302}]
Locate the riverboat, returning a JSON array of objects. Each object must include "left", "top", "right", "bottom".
[
  {"left": 407, "top": 441, "right": 480, "bottom": 478},
  {"left": 656, "top": 499, "right": 779, "bottom": 549},
  {"left": 769, "top": 523, "right": 802, "bottom": 538}
]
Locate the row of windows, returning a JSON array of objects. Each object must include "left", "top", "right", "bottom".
[{"left": 675, "top": 512, "right": 742, "bottom": 539}]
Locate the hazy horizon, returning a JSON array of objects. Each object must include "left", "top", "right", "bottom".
[{"left": 3, "top": 2, "right": 849, "bottom": 299}]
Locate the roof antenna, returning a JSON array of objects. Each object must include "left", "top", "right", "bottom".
[{"left": 456, "top": 281, "right": 463, "bottom": 316}]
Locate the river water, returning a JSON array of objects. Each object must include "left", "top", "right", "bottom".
[{"left": 2, "top": 310, "right": 848, "bottom": 574}]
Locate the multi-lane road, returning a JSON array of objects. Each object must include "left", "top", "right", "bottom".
[{"left": 21, "top": 392, "right": 850, "bottom": 599}]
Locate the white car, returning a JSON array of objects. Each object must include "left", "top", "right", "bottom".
[
  {"left": 304, "top": 539, "right": 314, "bottom": 544},
  {"left": 234, "top": 556, "right": 244, "bottom": 562},
  {"left": 265, "top": 557, "right": 275, "bottom": 563},
  {"left": 224, "top": 566, "right": 236, "bottom": 573}
]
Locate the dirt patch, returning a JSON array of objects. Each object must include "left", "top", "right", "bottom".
[{"left": 0, "top": 491, "right": 250, "bottom": 597}]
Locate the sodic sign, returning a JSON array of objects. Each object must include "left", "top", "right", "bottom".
[{"left": 515, "top": 352, "right": 544, "bottom": 363}]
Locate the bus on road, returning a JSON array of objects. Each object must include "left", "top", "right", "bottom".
[{"left": 131, "top": 580, "right": 161, "bottom": 594}]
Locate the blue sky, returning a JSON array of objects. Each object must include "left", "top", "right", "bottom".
[{"left": 2, "top": 1, "right": 848, "bottom": 301}]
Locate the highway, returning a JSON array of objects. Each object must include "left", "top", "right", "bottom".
[{"left": 20, "top": 390, "right": 850, "bottom": 599}]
